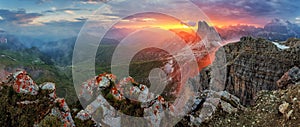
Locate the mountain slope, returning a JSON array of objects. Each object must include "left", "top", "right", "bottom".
[{"left": 0, "top": 44, "right": 76, "bottom": 104}]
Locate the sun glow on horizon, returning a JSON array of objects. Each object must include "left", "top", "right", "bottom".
[
  {"left": 210, "top": 21, "right": 263, "bottom": 28},
  {"left": 158, "top": 24, "right": 195, "bottom": 30},
  {"left": 114, "top": 12, "right": 200, "bottom": 32},
  {"left": 115, "top": 20, "right": 197, "bottom": 31}
]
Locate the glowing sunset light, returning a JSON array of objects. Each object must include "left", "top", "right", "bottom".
[
  {"left": 158, "top": 24, "right": 194, "bottom": 30},
  {"left": 115, "top": 20, "right": 196, "bottom": 30},
  {"left": 182, "top": 24, "right": 189, "bottom": 29},
  {"left": 111, "top": 12, "right": 202, "bottom": 44},
  {"left": 115, "top": 12, "right": 198, "bottom": 31}
]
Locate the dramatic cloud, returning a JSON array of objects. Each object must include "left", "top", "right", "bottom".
[
  {"left": 1, "top": 0, "right": 300, "bottom": 41},
  {"left": 0, "top": 19, "right": 85, "bottom": 41},
  {"left": 43, "top": 20, "right": 85, "bottom": 27},
  {"left": 0, "top": 7, "right": 87, "bottom": 40},
  {"left": 193, "top": 0, "right": 300, "bottom": 17},
  {"left": 191, "top": 0, "right": 300, "bottom": 26},
  {"left": 42, "top": 8, "right": 92, "bottom": 14},
  {"left": 0, "top": 9, "right": 43, "bottom": 25}
]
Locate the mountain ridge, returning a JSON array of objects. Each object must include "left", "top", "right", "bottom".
[{"left": 217, "top": 18, "right": 300, "bottom": 41}]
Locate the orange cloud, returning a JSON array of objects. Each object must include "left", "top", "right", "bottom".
[{"left": 115, "top": 13, "right": 198, "bottom": 30}]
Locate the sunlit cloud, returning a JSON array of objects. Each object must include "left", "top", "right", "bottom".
[
  {"left": 64, "top": 10, "right": 75, "bottom": 15},
  {"left": 296, "top": 17, "right": 300, "bottom": 24},
  {"left": 51, "top": 7, "right": 56, "bottom": 11},
  {"left": 142, "top": 18, "right": 156, "bottom": 22}
]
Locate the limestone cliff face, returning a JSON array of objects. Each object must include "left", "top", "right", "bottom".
[{"left": 201, "top": 37, "right": 300, "bottom": 105}]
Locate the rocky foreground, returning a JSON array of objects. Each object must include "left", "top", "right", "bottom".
[
  {"left": 206, "top": 85, "right": 300, "bottom": 127},
  {"left": 0, "top": 37, "right": 300, "bottom": 126}
]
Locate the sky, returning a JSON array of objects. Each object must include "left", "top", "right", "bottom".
[{"left": 0, "top": 0, "right": 300, "bottom": 41}]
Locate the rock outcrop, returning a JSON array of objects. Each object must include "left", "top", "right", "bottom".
[
  {"left": 77, "top": 73, "right": 176, "bottom": 126},
  {"left": 176, "top": 90, "right": 244, "bottom": 126},
  {"left": 0, "top": 71, "right": 77, "bottom": 127},
  {"left": 205, "top": 81, "right": 300, "bottom": 127},
  {"left": 277, "top": 66, "right": 300, "bottom": 89}
]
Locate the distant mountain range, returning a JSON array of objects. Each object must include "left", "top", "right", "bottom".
[{"left": 216, "top": 18, "right": 300, "bottom": 41}]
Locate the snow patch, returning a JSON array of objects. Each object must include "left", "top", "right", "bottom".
[{"left": 272, "top": 42, "right": 290, "bottom": 50}]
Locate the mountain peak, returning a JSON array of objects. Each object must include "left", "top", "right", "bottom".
[
  {"left": 269, "top": 18, "right": 290, "bottom": 26},
  {"left": 198, "top": 21, "right": 210, "bottom": 31},
  {"left": 271, "top": 18, "right": 281, "bottom": 22},
  {"left": 197, "top": 21, "right": 221, "bottom": 43}
]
